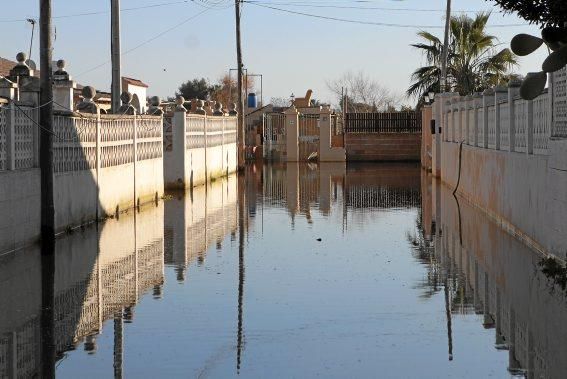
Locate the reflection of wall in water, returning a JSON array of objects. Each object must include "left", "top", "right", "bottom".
[
  {"left": 164, "top": 175, "right": 238, "bottom": 280},
  {"left": 345, "top": 163, "right": 421, "bottom": 209},
  {"left": 0, "top": 246, "right": 41, "bottom": 378},
  {"left": 0, "top": 202, "right": 165, "bottom": 377},
  {"left": 429, "top": 180, "right": 567, "bottom": 379}
]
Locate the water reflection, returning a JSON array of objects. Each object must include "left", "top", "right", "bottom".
[
  {"left": 422, "top": 173, "right": 567, "bottom": 378},
  {"left": 2, "top": 163, "right": 567, "bottom": 377}
]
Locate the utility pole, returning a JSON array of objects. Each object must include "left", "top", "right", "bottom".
[
  {"left": 111, "top": 0, "right": 122, "bottom": 113},
  {"left": 235, "top": 0, "right": 245, "bottom": 169},
  {"left": 39, "top": 2, "right": 56, "bottom": 377},
  {"left": 441, "top": 0, "right": 452, "bottom": 93},
  {"left": 39, "top": 0, "right": 55, "bottom": 242}
]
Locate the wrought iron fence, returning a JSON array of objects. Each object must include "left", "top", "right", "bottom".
[{"left": 345, "top": 111, "right": 421, "bottom": 133}]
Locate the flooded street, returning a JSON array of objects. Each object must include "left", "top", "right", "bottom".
[{"left": 1, "top": 163, "right": 565, "bottom": 378}]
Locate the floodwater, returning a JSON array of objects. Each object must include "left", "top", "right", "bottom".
[{"left": 1, "top": 163, "right": 566, "bottom": 378}]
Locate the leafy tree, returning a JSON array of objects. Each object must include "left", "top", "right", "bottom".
[
  {"left": 407, "top": 12, "right": 518, "bottom": 99},
  {"left": 488, "top": 0, "right": 567, "bottom": 27},
  {"left": 176, "top": 78, "right": 217, "bottom": 100}
]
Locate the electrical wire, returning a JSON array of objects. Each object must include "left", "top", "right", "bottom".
[
  {"left": 76, "top": 7, "right": 210, "bottom": 78},
  {"left": 244, "top": 2, "right": 529, "bottom": 28},
  {"left": 0, "top": 0, "right": 192, "bottom": 23},
  {"left": 244, "top": 1, "right": 496, "bottom": 13}
]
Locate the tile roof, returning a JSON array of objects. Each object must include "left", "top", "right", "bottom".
[
  {"left": 122, "top": 76, "right": 149, "bottom": 88},
  {"left": 0, "top": 57, "right": 16, "bottom": 77}
]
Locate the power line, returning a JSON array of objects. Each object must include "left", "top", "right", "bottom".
[
  {"left": 244, "top": 2, "right": 529, "bottom": 28},
  {"left": 76, "top": 8, "right": 210, "bottom": 78},
  {"left": 244, "top": 1, "right": 495, "bottom": 13},
  {"left": 0, "top": 0, "right": 192, "bottom": 23}
]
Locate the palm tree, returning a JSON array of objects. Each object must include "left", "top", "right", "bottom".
[{"left": 407, "top": 12, "right": 518, "bottom": 99}]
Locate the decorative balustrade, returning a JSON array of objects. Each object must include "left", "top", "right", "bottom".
[
  {"left": 487, "top": 105, "right": 496, "bottom": 149},
  {"left": 499, "top": 102, "right": 510, "bottom": 150},
  {"left": 0, "top": 104, "right": 38, "bottom": 172},
  {"left": 467, "top": 107, "right": 475, "bottom": 145},
  {"left": 514, "top": 99, "right": 528, "bottom": 152},
  {"left": 0, "top": 107, "right": 7, "bottom": 171},
  {"left": 442, "top": 85, "right": 552, "bottom": 156},
  {"left": 533, "top": 95, "right": 551, "bottom": 154},
  {"left": 52, "top": 112, "right": 163, "bottom": 173},
  {"left": 477, "top": 107, "right": 484, "bottom": 146},
  {"left": 183, "top": 114, "right": 237, "bottom": 151}
]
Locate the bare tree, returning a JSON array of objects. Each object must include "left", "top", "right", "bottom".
[
  {"left": 270, "top": 97, "right": 292, "bottom": 108},
  {"left": 326, "top": 70, "right": 401, "bottom": 112},
  {"left": 211, "top": 74, "right": 254, "bottom": 108}
]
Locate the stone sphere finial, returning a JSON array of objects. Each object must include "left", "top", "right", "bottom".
[
  {"left": 213, "top": 102, "right": 224, "bottom": 116},
  {"left": 16, "top": 52, "right": 27, "bottom": 64},
  {"left": 197, "top": 99, "right": 204, "bottom": 108},
  {"left": 228, "top": 102, "right": 238, "bottom": 116},
  {"left": 175, "top": 95, "right": 187, "bottom": 111},
  {"left": 120, "top": 91, "right": 133, "bottom": 105},
  {"left": 56, "top": 59, "right": 66, "bottom": 70},
  {"left": 82, "top": 86, "right": 96, "bottom": 100},
  {"left": 150, "top": 96, "right": 161, "bottom": 107}
]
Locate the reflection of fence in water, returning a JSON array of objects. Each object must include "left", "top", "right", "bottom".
[
  {"left": 0, "top": 316, "right": 40, "bottom": 378},
  {"left": 345, "top": 186, "right": 420, "bottom": 209}
]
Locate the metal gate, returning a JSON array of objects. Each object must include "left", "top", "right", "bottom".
[
  {"left": 299, "top": 114, "right": 319, "bottom": 160},
  {"left": 263, "top": 113, "right": 286, "bottom": 160}
]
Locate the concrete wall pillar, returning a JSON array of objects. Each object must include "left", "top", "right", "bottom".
[
  {"left": 526, "top": 99, "right": 534, "bottom": 155},
  {"left": 165, "top": 110, "right": 187, "bottom": 188},
  {"left": 53, "top": 80, "right": 76, "bottom": 113},
  {"left": 452, "top": 98, "right": 460, "bottom": 142},
  {"left": 482, "top": 89, "right": 494, "bottom": 148},
  {"left": 507, "top": 79, "right": 521, "bottom": 152},
  {"left": 464, "top": 96, "right": 473, "bottom": 145},
  {"left": 473, "top": 93, "right": 482, "bottom": 147},
  {"left": 494, "top": 86, "right": 507, "bottom": 150},
  {"left": 285, "top": 106, "right": 299, "bottom": 162}
]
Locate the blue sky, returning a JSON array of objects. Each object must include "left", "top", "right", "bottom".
[{"left": 1, "top": 0, "right": 547, "bottom": 105}]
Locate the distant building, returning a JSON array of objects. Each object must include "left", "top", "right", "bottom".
[{"left": 1, "top": 55, "right": 149, "bottom": 113}]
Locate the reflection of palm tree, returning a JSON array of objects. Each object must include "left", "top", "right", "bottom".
[{"left": 407, "top": 209, "right": 442, "bottom": 299}]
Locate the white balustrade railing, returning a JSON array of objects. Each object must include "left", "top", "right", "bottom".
[
  {"left": 499, "top": 102, "right": 510, "bottom": 150},
  {"left": 52, "top": 112, "right": 163, "bottom": 173},
  {"left": 533, "top": 95, "right": 551, "bottom": 154},
  {"left": 184, "top": 114, "right": 237, "bottom": 151},
  {"left": 441, "top": 86, "right": 552, "bottom": 156},
  {"left": 0, "top": 107, "right": 7, "bottom": 171},
  {"left": 467, "top": 108, "right": 475, "bottom": 146},
  {"left": 487, "top": 105, "right": 496, "bottom": 149},
  {"left": 514, "top": 99, "right": 528, "bottom": 152},
  {"left": 477, "top": 107, "right": 484, "bottom": 146},
  {"left": 0, "top": 104, "right": 38, "bottom": 172}
]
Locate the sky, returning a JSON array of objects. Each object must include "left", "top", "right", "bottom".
[{"left": 0, "top": 0, "right": 549, "bottom": 106}]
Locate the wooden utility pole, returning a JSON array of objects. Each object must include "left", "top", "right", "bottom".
[
  {"left": 39, "top": 4, "right": 56, "bottom": 377},
  {"left": 441, "top": 0, "right": 452, "bottom": 93},
  {"left": 39, "top": 0, "right": 55, "bottom": 241},
  {"left": 111, "top": 0, "right": 122, "bottom": 113},
  {"left": 235, "top": 0, "right": 245, "bottom": 169}
]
